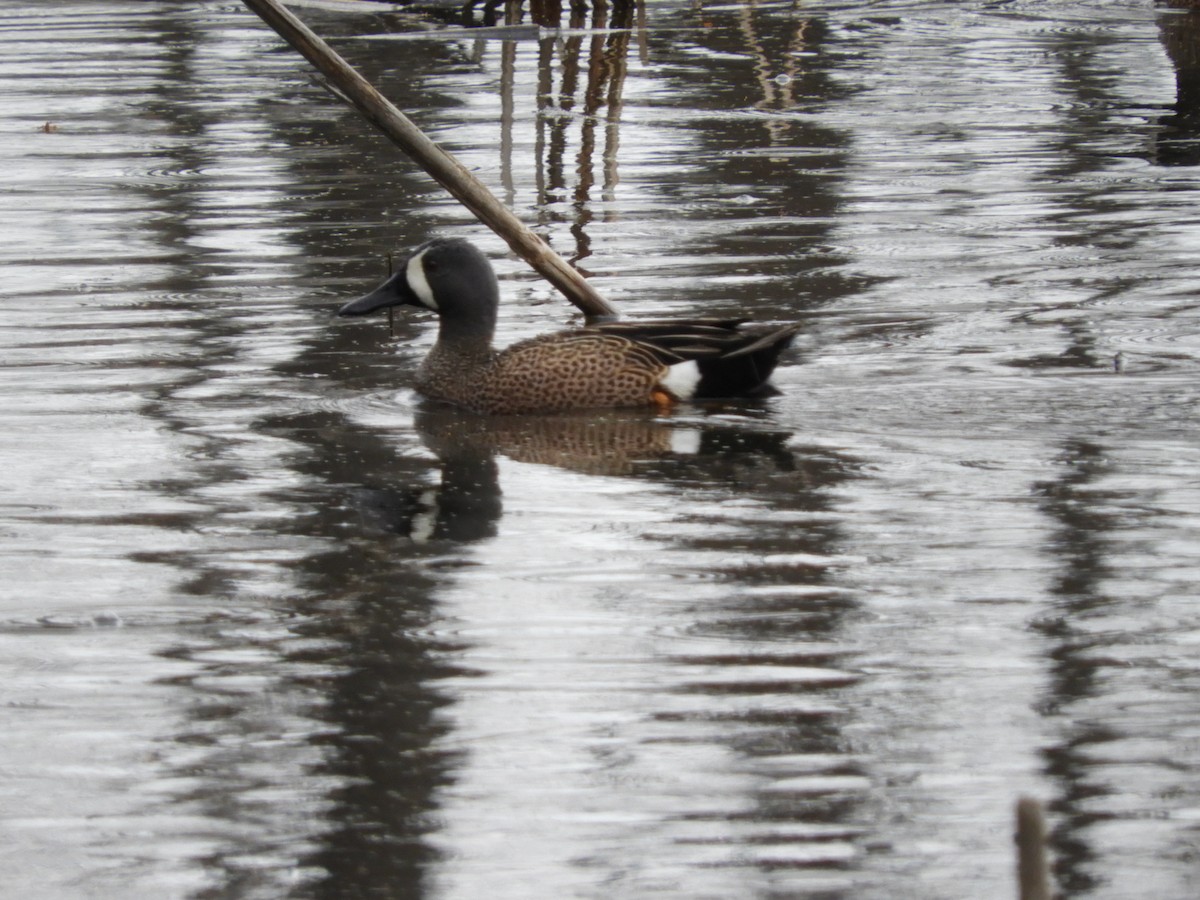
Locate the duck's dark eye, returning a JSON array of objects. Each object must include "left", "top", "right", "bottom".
[{"left": 425, "top": 258, "right": 440, "bottom": 272}]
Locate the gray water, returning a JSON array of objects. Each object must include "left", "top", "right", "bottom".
[{"left": 2, "top": 1, "right": 1199, "bottom": 897}]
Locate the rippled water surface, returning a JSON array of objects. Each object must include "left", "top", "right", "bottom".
[{"left": 3, "top": 1, "right": 1199, "bottom": 897}]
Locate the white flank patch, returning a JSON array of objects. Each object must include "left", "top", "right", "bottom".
[
  {"left": 660, "top": 360, "right": 701, "bottom": 400},
  {"left": 407, "top": 250, "right": 437, "bottom": 310}
]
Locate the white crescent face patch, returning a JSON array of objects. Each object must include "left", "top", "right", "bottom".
[{"left": 406, "top": 249, "right": 437, "bottom": 310}]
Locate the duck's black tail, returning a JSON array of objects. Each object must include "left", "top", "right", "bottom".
[{"left": 695, "top": 324, "right": 799, "bottom": 397}]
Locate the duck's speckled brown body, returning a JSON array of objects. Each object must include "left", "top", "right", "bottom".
[
  {"left": 339, "top": 238, "right": 798, "bottom": 415},
  {"left": 416, "top": 332, "right": 669, "bottom": 415}
]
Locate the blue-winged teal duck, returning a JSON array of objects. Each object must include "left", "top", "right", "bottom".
[{"left": 338, "top": 237, "right": 799, "bottom": 415}]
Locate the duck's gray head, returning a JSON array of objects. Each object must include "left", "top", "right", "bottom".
[{"left": 338, "top": 237, "right": 499, "bottom": 335}]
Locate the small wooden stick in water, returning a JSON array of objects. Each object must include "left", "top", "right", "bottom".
[{"left": 1015, "top": 796, "right": 1051, "bottom": 900}]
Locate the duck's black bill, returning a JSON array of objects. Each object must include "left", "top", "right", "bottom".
[{"left": 338, "top": 270, "right": 415, "bottom": 317}]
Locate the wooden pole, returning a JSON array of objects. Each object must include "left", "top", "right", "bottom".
[{"left": 241, "top": 0, "right": 618, "bottom": 319}]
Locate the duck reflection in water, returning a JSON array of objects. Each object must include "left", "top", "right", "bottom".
[{"left": 345, "top": 402, "right": 801, "bottom": 546}]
